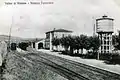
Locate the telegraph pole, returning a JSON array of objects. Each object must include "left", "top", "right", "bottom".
[
  {"left": 8, "top": 16, "right": 13, "bottom": 52},
  {"left": 92, "top": 16, "right": 96, "bottom": 37},
  {"left": 1, "top": 16, "right": 14, "bottom": 80}
]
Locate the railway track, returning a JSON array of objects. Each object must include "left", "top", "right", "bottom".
[
  {"left": 37, "top": 52, "right": 120, "bottom": 79},
  {"left": 11, "top": 51, "right": 120, "bottom": 80},
  {"left": 24, "top": 52, "right": 120, "bottom": 80},
  {"left": 14, "top": 52, "right": 89, "bottom": 80}
]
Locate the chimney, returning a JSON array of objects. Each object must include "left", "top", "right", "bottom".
[
  {"left": 102, "top": 15, "right": 108, "bottom": 18},
  {"left": 53, "top": 28, "right": 56, "bottom": 31}
]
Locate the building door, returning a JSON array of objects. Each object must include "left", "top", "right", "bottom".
[{"left": 38, "top": 43, "right": 43, "bottom": 49}]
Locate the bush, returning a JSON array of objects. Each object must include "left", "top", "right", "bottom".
[
  {"left": 11, "top": 43, "right": 17, "bottom": 50},
  {"left": 109, "top": 53, "right": 120, "bottom": 64},
  {"left": 61, "top": 51, "right": 69, "bottom": 55},
  {"left": 18, "top": 42, "right": 29, "bottom": 51},
  {"left": 99, "top": 53, "right": 120, "bottom": 64},
  {"left": 85, "top": 52, "right": 97, "bottom": 59},
  {"left": 99, "top": 53, "right": 112, "bottom": 60}
]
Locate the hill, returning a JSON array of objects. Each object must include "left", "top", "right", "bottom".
[{"left": 0, "top": 35, "right": 44, "bottom": 43}]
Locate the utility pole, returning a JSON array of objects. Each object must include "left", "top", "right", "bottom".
[
  {"left": 1, "top": 16, "right": 14, "bottom": 80},
  {"left": 92, "top": 16, "right": 100, "bottom": 60},
  {"left": 8, "top": 16, "right": 14, "bottom": 52},
  {"left": 92, "top": 16, "right": 96, "bottom": 37},
  {"left": 97, "top": 51, "right": 100, "bottom": 60}
]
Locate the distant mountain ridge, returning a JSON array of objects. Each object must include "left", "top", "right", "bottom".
[
  {"left": 0, "top": 35, "right": 22, "bottom": 41},
  {"left": 0, "top": 35, "right": 44, "bottom": 43}
]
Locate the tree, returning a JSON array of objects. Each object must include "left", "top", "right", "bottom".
[
  {"left": 87, "top": 36, "right": 101, "bottom": 59},
  {"left": 60, "top": 36, "right": 70, "bottom": 52},
  {"left": 52, "top": 38, "right": 60, "bottom": 51},
  {"left": 18, "top": 42, "right": 30, "bottom": 51},
  {"left": 73, "top": 36, "right": 82, "bottom": 54},
  {"left": 78, "top": 34, "right": 88, "bottom": 54},
  {"left": 112, "top": 35, "right": 120, "bottom": 50},
  {"left": 67, "top": 36, "right": 75, "bottom": 54},
  {"left": 88, "top": 36, "right": 101, "bottom": 53}
]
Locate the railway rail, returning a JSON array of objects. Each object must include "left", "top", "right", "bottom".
[
  {"left": 14, "top": 51, "right": 120, "bottom": 80},
  {"left": 37, "top": 52, "right": 120, "bottom": 79},
  {"left": 15, "top": 52, "right": 89, "bottom": 80}
]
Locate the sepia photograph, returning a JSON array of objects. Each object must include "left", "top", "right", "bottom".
[{"left": 0, "top": 0, "right": 120, "bottom": 80}]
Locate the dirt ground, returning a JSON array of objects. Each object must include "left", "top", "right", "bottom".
[{"left": 2, "top": 51, "right": 67, "bottom": 80}]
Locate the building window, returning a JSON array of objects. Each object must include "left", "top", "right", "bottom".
[
  {"left": 104, "top": 46, "right": 106, "bottom": 50},
  {"left": 46, "top": 33, "right": 50, "bottom": 39},
  {"left": 104, "top": 41, "right": 106, "bottom": 44},
  {"left": 104, "top": 37, "right": 106, "bottom": 39},
  {"left": 107, "top": 41, "right": 109, "bottom": 45},
  {"left": 101, "top": 46, "right": 103, "bottom": 50},
  {"left": 107, "top": 46, "right": 109, "bottom": 50},
  {"left": 101, "top": 51, "right": 103, "bottom": 53},
  {"left": 104, "top": 51, "right": 106, "bottom": 53}
]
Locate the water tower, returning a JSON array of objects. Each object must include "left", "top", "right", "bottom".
[{"left": 96, "top": 15, "right": 114, "bottom": 53}]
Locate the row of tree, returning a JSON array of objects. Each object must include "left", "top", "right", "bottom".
[
  {"left": 10, "top": 42, "right": 31, "bottom": 51},
  {"left": 52, "top": 35, "right": 101, "bottom": 54}
]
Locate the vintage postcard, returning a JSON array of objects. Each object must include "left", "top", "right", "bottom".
[{"left": 0, "top": 0, "right": 120, "bottom": 80}]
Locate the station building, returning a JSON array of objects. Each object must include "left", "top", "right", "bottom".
[
  {"left": 31, "top": 39, "right": 45, "bottom": 51},
  {"left": 45, "top": 28, "right": 73, "bottom": 51}
]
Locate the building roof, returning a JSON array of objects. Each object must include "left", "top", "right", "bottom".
[
  {"left": 46, "top": 29, "right": 73, "bottom": 34},
  {"left": 23, "top": 38, "right": 45, "bottom": 43},
  {"left": 96, "top": 15, "right": 114, "bottom": 21}
]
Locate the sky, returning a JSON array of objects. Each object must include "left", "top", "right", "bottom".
[{"left": 0, "top": 0, "right": 120, "bottom": 38}]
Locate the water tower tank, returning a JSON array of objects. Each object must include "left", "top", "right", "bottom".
[{"left": 96, "top": 15, "right": 114, "bottom": 33}]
